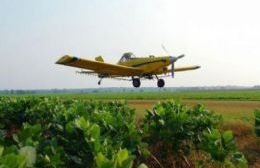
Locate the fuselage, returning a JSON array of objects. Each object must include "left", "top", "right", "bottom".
[{"left": 118, "top": 56, "right": 172, "bottom": 75}]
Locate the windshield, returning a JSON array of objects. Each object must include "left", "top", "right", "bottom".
[{"left": 118, "top": 52, "right": 135, "bottom": 63}]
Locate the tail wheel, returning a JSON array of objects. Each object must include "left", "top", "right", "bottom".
[
  {"left": 132, "top": 78, "right": 141, "bottom": 88},
  {"left": 157, "top": 79, "right": 165, "bottom": 88}
]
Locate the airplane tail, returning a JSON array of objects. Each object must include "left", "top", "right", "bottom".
[{"left": 95, "top": 56, "right": 104, "bottom": 62}]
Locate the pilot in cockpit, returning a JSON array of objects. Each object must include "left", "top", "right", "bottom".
[{"left": 118, "top": 52, "right": 135, "bottom": 63}]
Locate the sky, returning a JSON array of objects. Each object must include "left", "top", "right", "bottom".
[{"left": 0, "top": 0, "right": 260, "bottom": 89}]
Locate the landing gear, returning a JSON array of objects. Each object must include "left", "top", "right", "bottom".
[
  {"left": 98, "top": 78, "right": 103, "bottom": 85},
  {"left": 132, "top": 78, "right": 141, "bottom": 88},
  {"left": 157, "top": 79, "right": 165, "bottom": 88},
  {"left": 154, "top": 75, "right": 165, "bottom": 88}
]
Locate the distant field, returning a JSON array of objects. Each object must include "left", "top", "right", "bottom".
[
  {"left": 127, "top": 100, "right": 260, "bottom": 122},
  {"left": 50, "top": 89, "right": 260, "bottom": 101},
  {"left": 6, "top": 89, "right": 260, "bottom": 101}
]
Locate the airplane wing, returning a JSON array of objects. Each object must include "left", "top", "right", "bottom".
[
  {"left": 168, "top": 65, "right": 201, "bottom": 72},
  {"left": 56, "top": 55, "right": 143, "bottom": 76}
]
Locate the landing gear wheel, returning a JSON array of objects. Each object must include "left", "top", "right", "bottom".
[
  {"left": 157, "top": 79, "right": 165, "bottom": 88},
  {"left": 132, "top": 78, "right": 141, "bottom": 88}
]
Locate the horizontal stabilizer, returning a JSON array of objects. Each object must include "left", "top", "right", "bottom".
[{"left": 168, "top": 65, "right": 201, "bottom": 72}]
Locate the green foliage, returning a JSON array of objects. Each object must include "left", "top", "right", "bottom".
[
  {"left": 0, "top": 97, "right": 146, "bottom": 168},
  {"left": 95, "top": 149, "right": 134, "bottom": 168},
  {"left": 0, "top": 97, "right": 247, "bottom": 168},
  {"left": 143, "top": 100, "right": 247, "bottom": 168},
  {"left": 19, "top": 146, "right": 37, "bottom": 167},
  {"left": 255, "top": 109, "right": 260, "bottom": 136},
  {"left": 0, "top": 145, "right": 36, "bottom": 168},
  {"left": 201, "top": 129, "right": 247, "bottom": 167},
  {"left": 143, "top": 101, "right": 222, "bottom": 155},
  {"left": 202, "top": 130, "right": 234, "bottom": 162}
]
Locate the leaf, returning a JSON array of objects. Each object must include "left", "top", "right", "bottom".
[
  {"left": 20, "top": 124, "right": 42, "bottom": 142},
  {"left": 232, "top": 152, "right": 248, "bottom": 168},
  {"left": 114, "top": 149, "right": 133, "bottom": 168},
  {"left": 65, "top": 121, "right": 74, "bottom": 133},
  {"left": 209, "top": 129, "right": 221, "bottom": 140},
  {"left": 1, "top": 153, "right": 27, "bottom": 168},
  {"left": 12, "top": 134, "right": 19, "bottom": 143},
  {"left": 0, "top": 145, "right": 3, "bottom": 156},
  {"left": 158, "top": 119, "right": 165, "bottom": 126},
  {"left": 75, "top": 117, "right": 89, "bottom": 130},
  {"left": 44, "top": 155, "right": 51, "bottom": 163},
  {"left": 90, "top": 124, "right": 100, "bottom": 140},
  {"left": 90, "top": 124, "right": 101, "bottom": 154},
  {"left": 255, "top": 110, "right": 260, "bottom": 136},
  {"left": 95, "top": 153, "right": 113, "bottom": 168},
  {"left": 115, "top": 149, "right": 129, "bottom": 166},
  {"left": 19, "top": 146, "right": 36, "bottom": 167},
  {"left": 223, "top": 131, "right": 233, "bottom": 144},
  {"left": 50, "top": 153, "right": 64, "bottom": 167},
  {"left": 137, "top": 163, "right": 148, "bottom": 168},
  {"left": 3, "top": 145, "right": 19, "bottom": 155}
]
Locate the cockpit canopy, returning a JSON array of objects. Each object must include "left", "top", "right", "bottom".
[{"left": 118, "top": 52, "right": 136, "bottom": 63}]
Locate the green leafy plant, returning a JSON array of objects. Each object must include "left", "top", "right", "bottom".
[
  {"left": 0, "top": 97, "right": 147, "bottom": 168},
  {"left": 0, "top": 97, "right": 247, "bottom": 168},
  {"left": 95, "top": 149, "right": 134, "bottom": 168},
  {"left": 142, "top": 100, "right": 247, "bottom": 168},
  {"left": 201, "top": 129, "right": 247, "bottom": 167},
  {"left": 0, "top": 145, "right": 36, "bottom": 168},
  {"left": 255, "top": 109, "right": 260, "bottom": 137},
  {"left": 143, "top": 101, "right": 222, "bottom": 165}
]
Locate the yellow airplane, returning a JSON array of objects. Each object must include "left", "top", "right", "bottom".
[{"left": 56, "top": 52, "right": 200, "bottom": 88}]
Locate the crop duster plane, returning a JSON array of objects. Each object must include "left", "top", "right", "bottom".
[{"left": 56, "top": 51, "right": 200, "bottom": 88}]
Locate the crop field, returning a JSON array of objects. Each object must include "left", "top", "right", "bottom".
[
  {"left": 25, "top": 89, "right": 260, "bottom": 101},
  {"left": 1, "top": 89, "right": 260, "bottom": 168},
  {"left": 9, "top": 89, "right": 260, "bottom": 121},
  {"left": 127, "top": 99, "right": 260, "bottom": 121}
]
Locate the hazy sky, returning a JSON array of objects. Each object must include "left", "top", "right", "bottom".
[{"left": 1, "top": 0, "right": 260, "bottom": 89}]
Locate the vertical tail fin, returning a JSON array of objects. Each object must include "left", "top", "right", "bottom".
[{"left": 95, "top": 56, "right": 104, "bottom": 62}]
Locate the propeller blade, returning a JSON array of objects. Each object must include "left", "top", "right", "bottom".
[
  {"left": 161, "top": 44, "right": 170, "bottom": 55},
  {"left": 172, "top": 62, "right": 174, "bottom": 78},
  {"left": 177, "top": 54, "right": 185, "bottom": 59}
]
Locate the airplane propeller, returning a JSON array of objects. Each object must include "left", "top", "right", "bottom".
[
  {"left": 170, "top": 54, "right": 184, "bottom": 78},
  {"left": 161, "top": 45, "right": 184, "bottom": 78},
  {"left": 161, "top": 44, "right": 170, "bottom": 55},
  {"left": 171, "top": 61, "right": 174, "bottom": 78}
]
